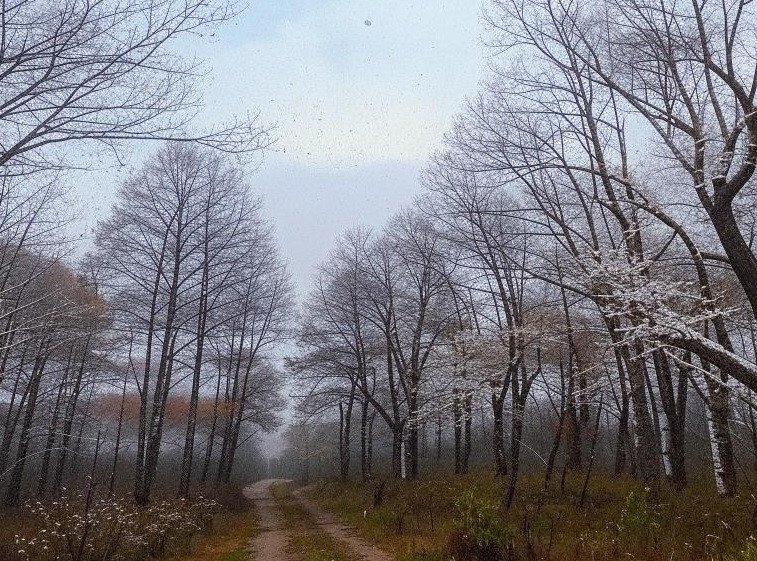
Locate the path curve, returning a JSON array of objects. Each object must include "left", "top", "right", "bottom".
[{"left": 242, "top": 478, "right": 292, "bottom": 561}]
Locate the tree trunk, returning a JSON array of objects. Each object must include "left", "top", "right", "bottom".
[
  {"left": 407, "top": 388, "right": 419, "bottom": 479},
  {"left": 653, "top": 350, "right": 687, "bottom": 489},
  {"left": 37, "top": 363, "right": 68, "bottom": 498},
  {"left": 709, "top": 201, "right": 757, "bottom": 318},
  {"left": 179, "top": 267, "right": 209, "bottom": 498},
  {"left": 391, "top": 427, "right": 403, "bottom": 479},
  {"left": 504, "top": 394, "right": 525, "bottom": 510},
  {"left": 614, "top": 354, "right": 631, "bottom": 477},
  {"left": 360, "top": 399, "right": 370, "bottom": 482},
  {"left": 5, "top": 346, "right": 48, "bottom": 507},
  {"left": 201, "top": 358, "right": 224, "bottom": 484},
  {"left": 462, "top": 391, "right": 472, "bottom": 474},
  {"left": 624, "top": 341, "right": 661, "bottom": 490},
  {"left": 52, "top": 342, "right": 87, "bottom": 496},
  {"left": 367, "top": 413, "right": 374, "bottom": 477},
  {"left": 492, "top": 393, "right": 507, "bottom": 476},
  {"left": 339, "top": 391, "right": 355, "bottom": 481},
  {"left": 454, "top": 389, "right": 462, "bottom": 475},
  {"left": 706, "top": 371, "right": 737, "bottom": 496},
  {"left": 108, "top": 375, "right": 128, "bottom": 498}
]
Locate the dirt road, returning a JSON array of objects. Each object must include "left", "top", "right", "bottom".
[
  {"left": 242, "top": 479, "right": 290, "bottom": 560},
  {"left": 242, "top": 479, "right": 392, "bottom": 561}
]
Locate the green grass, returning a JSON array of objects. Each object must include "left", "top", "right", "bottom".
[{"left": 306, "top": 471, "right": 757, "bottom": 561}]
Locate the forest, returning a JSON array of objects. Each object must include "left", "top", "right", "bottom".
[
  {"left": 289, "top": 0, "right": 757, "bottom": 501},
  {"left": 2, "top": 0, "right": 757, "bottom": 560}
]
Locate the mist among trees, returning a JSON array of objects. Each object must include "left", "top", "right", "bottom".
[
  {"left": 2, "top": 0, "right": 757, "bottom": 559},
  {"left": 286, "top": 0, "right": 757, "bottom": 511}
]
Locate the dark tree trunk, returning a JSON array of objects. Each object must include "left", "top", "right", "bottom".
[
  {"left": 504, "top": 395, "right": 525, "bottom": 510},
  {"left": 709, "top": 201, "right": 757, "bottom": 318},
  {"left": 51, "top": 337, "right": 89, "bottom": 496},
  {"left": 462, "top": 392, "right": 472, "bottom": 474},
  {"left": 37, "top": 362, "right": 68, "bottom": 498},
  {"left": 6, "top": 346, "right": 48, "bottom": 507},
  {"left": 360, "top": 399, "right": 370, "bottom": 482},
  {"left": 339, "top": 390, "right": 355, "bottom": 481},
  {"left": 108, "top": 375, "right": 128, "bottom": 498},
  {"left": 201, "top": 359, "right": 224, "bottom": 483},
  {"left": 564, "top": 363, "right": 582, "bottom": 471},
  {"left": 0, "top": 354, "right": 30, "bottom": 476},
  {"left": 454, "top": 390, "right": 462, "bottom": 475},
  {"left": 367, "top": 413, "right": 374, "bottom": 477},
  {"left": 624, "top": 342, "right": 661, "bottom": 490},
  {"left": 391, "top": 427, "right": 403, "bottom": 479},
  {"left": 613, "top": 348, "right": 631, "bottom": 477},
  {"left": 492, "top": 393, "right": 507, "bottom": 477},
  {"left": 179, "top": 262, "right": 209, "bottom": 498}
]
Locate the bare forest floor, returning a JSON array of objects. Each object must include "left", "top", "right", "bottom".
[{"left": 304, "top": 471, "right": 757, "bottom": 561}]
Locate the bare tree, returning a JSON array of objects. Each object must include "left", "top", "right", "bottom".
[{"left": 0, "top": 0, "right": 270, "bottom": 175}]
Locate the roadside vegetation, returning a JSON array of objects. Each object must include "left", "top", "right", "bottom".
[
  {"left": 0, "top": 485, "right": 256, "bottom": 561},
  {"left": 308, "top": 473, "right": 757, "bottom": 561}
]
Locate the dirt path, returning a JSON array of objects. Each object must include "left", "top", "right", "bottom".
[
  {"left": 242, "top": 478, "right": 292, "bottom": 561},
  {"left": 243, "top": 479, "right": 392, "bottom": 561},
  {"left": 292, "top": 487, "right": 392, "bottom": 561}
]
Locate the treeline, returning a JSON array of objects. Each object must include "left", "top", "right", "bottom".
[
  {"left": 0, "top": 143, "right": 290, "bottom": 507},
  {"left": 289, "top": 0, "right": 757, "bottom": 507},
  {"left": 0, "top": 0, "right": 283, "bottom": 508}
]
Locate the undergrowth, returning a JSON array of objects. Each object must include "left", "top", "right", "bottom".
[
  {"left": 307, "top": 471, "right": 757, "bottom": 561},
  {"left": 0, "top": 484, "right": 254, "bottom": 561}
]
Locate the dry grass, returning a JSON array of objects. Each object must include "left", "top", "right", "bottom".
[{"left": 166, "top": 510, "right": 258, "bottom": 561}]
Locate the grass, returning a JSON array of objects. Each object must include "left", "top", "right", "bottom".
[
  {"left": 306, "top": 471, "right": 757, "bottom": 561},
  {"left": 271, "top": 481, "right": 358, "bottom": 561},
  {"left": 166, "top": 509, "right": 259, "bottom": 561}
]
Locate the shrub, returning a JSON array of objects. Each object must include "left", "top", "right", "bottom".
[
  {"left": 619, "top": 487, "right": 661, "bottom": 541},
  {"left": 447, "top": 491, "right": 513, "bottom": 561},
  {"left": 13, "top": 494, "right": 219, "bottom": 561}
]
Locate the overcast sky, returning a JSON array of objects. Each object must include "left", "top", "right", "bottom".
[
  {"left": 210, "top": 1, "right": 489, "bottom": 294},
  {"left": 75, "top": 0, "right": 487, "bottom": 297}
]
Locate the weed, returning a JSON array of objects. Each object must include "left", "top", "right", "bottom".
[
  {"left": 620, "top": 487, "right": 661, "bottom": 536},
  {"left": 448, "top": 491, "right": 513, "bottom": 561}
]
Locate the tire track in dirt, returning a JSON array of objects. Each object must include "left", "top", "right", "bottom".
[
  {"left": 242, "top": 479, "right": 292, "bottom": 561},
  {"left": 292, "top": 487, "right": 392, "bottom": 561}
]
